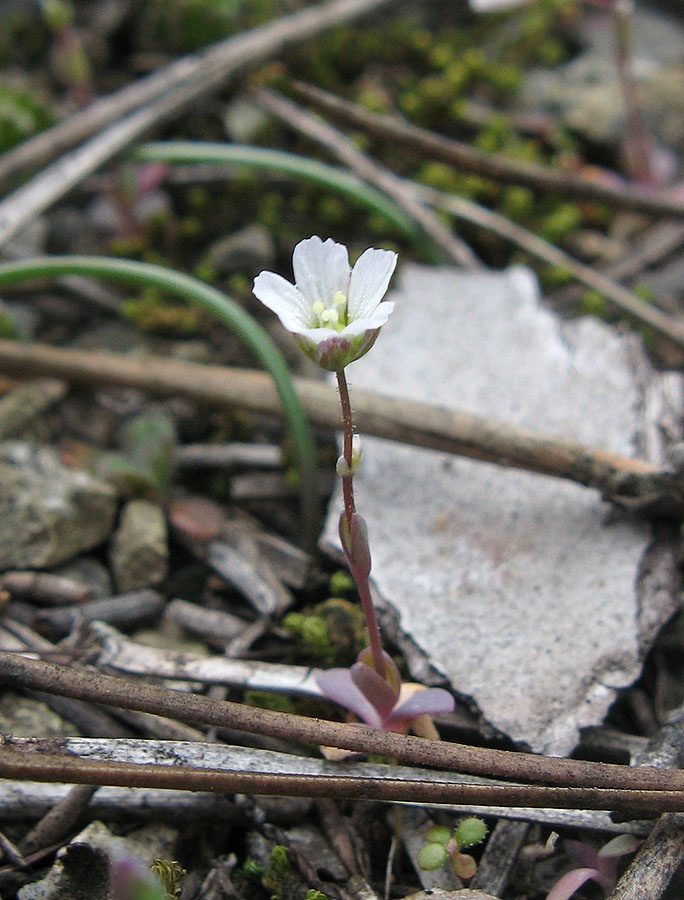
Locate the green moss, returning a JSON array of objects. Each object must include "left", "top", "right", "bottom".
[
  {"left": 243, "top": 691, "right": 294, "bottom": 713},
  {"left": 539, "top": 203, "right": 583, "bottom": 243},
  {"left": 502, "top": 186, "right": 535, "bottom": 221},
  {"left": 329, "top": 570, "right": 354, "bottom": 596},
  {"left": 0, "top": 309, "right": 18, "bottom": 339},
  {"left": 261, "top": 845, "right": 293, "bottom": 900},
  {"left": 416, "top": 161, "right": 459, "bottom": 193},
  {"left": 313, "top": 597, "right": 366, "bottom": 664},
  {"left": 120, "top": 288, "right": 204, "bottom": 335},
  {"left": 581, "top": 290, "right": 607, "bottom": 317},
  {"left": 242, "top": 857, "right": 265, "bottom": 881},
  {"left": 634, "top": 283, "right": 656, "bottom": 305},
  {"left": 541, "top": 264, "right": 573, "bottom": 288}
]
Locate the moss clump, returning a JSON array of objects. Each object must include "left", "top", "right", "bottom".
[
  {"left": 120, "top": 289, "right": 204, "bottom": 335},
  {"left": 581, "top": 290, "right": 607, "bottom": 318},
  {"left": 243, "top": 691, "right": 294, "bottom": 713},
  {"left": 283, "top": 597, "right": 366, "bottom": 666},
  {"left": 539, "top": 203, "right": 583, "bottom": 243}
]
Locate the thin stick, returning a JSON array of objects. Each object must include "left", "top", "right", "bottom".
[
  {"left": 1, "top": 745, "right": 683, "bottom": 815},
  {"left": 3, "top": 653, "right": 684, "bottom": 798},
  {"left": 254, "top": 88, "right": 684, "bottom": 349},
  {"left": 254, "top": 88, "right": 481, "bottom": 269},
  {"left": 0, "top": 339, "right": 672, "bottom": 513},
  {"left": 0, "top": 81, "right": 210, "bottom": 249},
  {"left": 288, "top": 80, "right": 684, "bottom": 221},
  {"left": 409, "top": 181, "right": 684, "bottom": 349},
  {"left": 607, "top": 813, "right": 684, "bottom": 899},
  {"left": 0, "top": 0, "right": 401, "bottom": 190}
]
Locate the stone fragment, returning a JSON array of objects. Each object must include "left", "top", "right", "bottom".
[
  {"left": 322, "top": 265, "right": 681, "bottom": 754},
  {"left": 109, "top": 499, "right": 169, "bottom": 592},
  {"left": 518, "top": 5, "right": 684, "bottom": 153},
  {"left": 0, "top": 442, "right": 117, "bottom": 569},
  {"left": 18, "top": 820, "right": 177, "bottom": 900},
  {"left": 0, "top": 693, "right": 75, "bottom": 738}
]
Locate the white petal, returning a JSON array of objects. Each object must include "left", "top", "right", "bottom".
[
  {"left": 348, "top": 248, "right": 397, "bottom": 319},
  {"left": 289, "top": 325, "right": 341, "bottom": 344},
  {"left": 341, "top": 301, "right": 394, "bottom": 336},
  {"left": 253, "top": 271, "right": 310, "bottom": 330},
  {"left": 293, "top": 236, "right": 350, "bottom": 308}
]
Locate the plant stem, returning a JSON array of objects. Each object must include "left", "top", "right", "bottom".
[{"left": 336, "top": 367, "right": 386, "bottom": 677}]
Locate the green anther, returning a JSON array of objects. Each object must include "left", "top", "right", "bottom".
[{"left": 333, "top": 291, "right": 347, "bottom": 307}]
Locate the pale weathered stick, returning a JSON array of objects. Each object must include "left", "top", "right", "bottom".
[
  {"left": 263, "top": 86, "right": 684, "bottom": 348},
  {"left": 608, "top": 814, "right": 684, "bottom": 900},
  {"left": 0, "top": 339, "right": 672, "bottom": 512},
  {"left": 0, "top": 0, "right": 401, "bottom": 191},
  {"left": 3, "top": 652, "right": 684, "bottom": 800},
  {"left": 0, "top": 0, "right": 402, "bottom": 250},
  {"left": 0, "top": 82, "right": 206, "bottom": 249},
  {"left": 409, "top": 181, "right": 684, "bottom": 349},
  {"left": 288, "top": 80, "right": 684, "bottom": 221},
  {"left": 254, "top": 88, "right": 481, "bottom": 269},
  {"left": 3, "top": 743, "right": 682, "bottom": 814}
]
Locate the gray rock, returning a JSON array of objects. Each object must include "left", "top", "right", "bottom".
[
  {"left": 0, "top": 693, "right": 75, "bottom": 738},
  {"left": 321, "top": 264, "right": 681, "bottom": 755},
  {"left": 54, "top": 557, "right": 113, "bottom": 599},
  {"left": 18, "top": 820, "right": 177, "bottom": 900},
  {"left": 109, "top": 499, "right": 169, "bottom": 592},
  {"left": 519, "top": 4, "right": 684, "bottom": 153},
  {"left": 0, "top": 442, "right": 117, "bottom": 570}
]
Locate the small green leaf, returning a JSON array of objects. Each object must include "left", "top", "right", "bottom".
[{"left": 417, "top": 842, "right": 448, "bottom": 870}]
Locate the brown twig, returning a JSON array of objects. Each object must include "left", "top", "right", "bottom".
[
  {"left": 18, "top": 785, "right": 97, "bottom": 858},
  {"left": 254, "top": 88, "right": 481, "bottom": 269},
  {"left": 287, "top": 80, "right": 684, "bottom": 221},
  {"left": 0, "top": 339, "right": 674, "bottom": 514},
  {"left": 1, "top": 741, "right": 684, "bottom": 816},
  {"left": 408, "top": 182, "right": 684, "bottom": 349},
  {"left": 263, "top": 85, "right": 684, "bottom": 348},
  {"left": 0, "top": 0, "right": 401, "bottom": 192},
  {"left": 2, "top": 653, "right": 684, "bottom": 802}
]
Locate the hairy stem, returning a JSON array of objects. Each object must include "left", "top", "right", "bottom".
[{"left": 336, "top": 368, "right": 386, "bottom": 677}]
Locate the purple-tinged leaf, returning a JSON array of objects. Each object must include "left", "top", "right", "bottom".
[
  {"left": 564, "top": 840, "right": 600, "bottom": 869},
  {"left": 391, "top": 687, "right": 455, "bottom": 721},
  {"left": 545, "top": 868, "right": 601, "bottom": 900},
  {"left": 356, "top": 647, "right": 401, "bottom": 692},
  {"left": 315, "top": 667, "right": 382, "bottom": 729},
  {"left": 351, "top": 661, "right": 397, "bottom": 720}
]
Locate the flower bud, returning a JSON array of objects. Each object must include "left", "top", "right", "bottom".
[{"left": 339, "top": 512, "right": 371, "bottom": 578}]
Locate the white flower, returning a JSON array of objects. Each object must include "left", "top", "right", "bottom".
[{"left": 253, "top": 236, "right": 397, "bottom": 371}]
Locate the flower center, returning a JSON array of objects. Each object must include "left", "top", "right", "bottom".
[{"left": 311, "top": 291, "right": 349, "bottom": 332}]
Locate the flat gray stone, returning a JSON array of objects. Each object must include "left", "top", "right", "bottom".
[
  {"left": 0, "top": 441, "right": 117, "bottom": 569},
  {"left": 321, "top": 265, "right": 681, "bottom": 755},
  {"left": 519, "top": 5, "right": 684, "bottom": 152}
]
